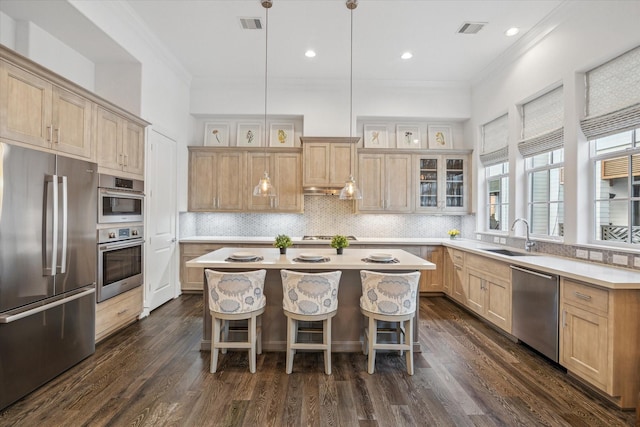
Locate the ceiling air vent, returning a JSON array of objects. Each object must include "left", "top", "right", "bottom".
[
  {"left": 457, "top": 22, "right": 487, "bottom": 35},
  {"left": 239, "top": 17, "right": 263, "bottom": 30}
]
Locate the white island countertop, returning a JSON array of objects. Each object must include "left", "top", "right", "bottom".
[{"left": 186, "top": 247, "right": 435, "bottom": 271}]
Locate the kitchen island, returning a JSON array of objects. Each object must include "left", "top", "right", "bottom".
[{"left": 186, "top": 247, "right": 435, "bottom": 352}]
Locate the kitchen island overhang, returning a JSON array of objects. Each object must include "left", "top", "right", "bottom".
[{"left": 186, "top": 247, "right": 435, "bottom": 353}]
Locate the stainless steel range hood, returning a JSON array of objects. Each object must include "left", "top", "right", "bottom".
[{"left": 303, "top": 187, "right": 341, "bottom": 196}]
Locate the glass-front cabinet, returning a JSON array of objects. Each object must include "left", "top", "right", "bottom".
[{"left": 415, "top": 154, "right": 469, "bottom": 213}]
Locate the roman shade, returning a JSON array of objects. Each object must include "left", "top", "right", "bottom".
[
  {"left": 518, "top": 86, "right": 564, "bottom": 157},
  {"left": 580, "top": 45, "right": 640, "bottom": 140},
  {"left": 480, "top": 114, "right": 509, "bottom": 166}
]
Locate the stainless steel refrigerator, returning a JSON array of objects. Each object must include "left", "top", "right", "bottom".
[{"left": 0, "top": 142, "right": 97, "bottom": 410}]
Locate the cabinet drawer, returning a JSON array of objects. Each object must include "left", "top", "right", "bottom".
[
  {"left": 448, "top": 248, "right": 464, "bottom": 265},
  {"left": 96, "top": 286, "right": 142, "bottom": 341},
  {"left": 181, "top": 243, "right": 223, "bottom": 256},
  {"left": 465, "top": 253, "right": 510, "bottom": 280},
  {"left": 562, "top": 279, "right": 608, "bottom": 314}
]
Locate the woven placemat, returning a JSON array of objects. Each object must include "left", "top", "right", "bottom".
[
  {"left": 361, "top": 257, "right": 400, "bottom": 264},
  {"left": 224, "top": 256, "right": 264, "bottom": 262}
]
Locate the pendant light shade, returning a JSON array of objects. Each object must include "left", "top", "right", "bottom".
[
  {"left": 254, "top": 0, "right": 276, "bottom": 197},
  {"left": 339, "top": 0, "right": 362, "bottom": 200},
  {"left": 253, "top": 171, "right": 275, "bottom": 197}
]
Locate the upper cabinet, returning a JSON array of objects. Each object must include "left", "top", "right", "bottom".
[
  {"left": 357, "top": 152, "right": 413, "bottom": 213},
  {"left": 415, "top": 154, "right": 470, "bottom": 214},
  {"left": 301, "top": 137, "right": 357, "bottom": 190},
  {"left": 247, "top": 150, "right": 303, "bottom": 213},
  {"left": 0, "top": 61, "right": 93, "bottom": 160},
  {"left": 189, "top": 148, "right": 245, "bottom": 212},
  {"left": 96, "top": 107, "right": 145, "bottom": 179},
  {"left": 0, "top": 47, "right": 149, "bottom": 177},
  {"left": 188, "top": 147, "right": 303, "bottom": 213}
]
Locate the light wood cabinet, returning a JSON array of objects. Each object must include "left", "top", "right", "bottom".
[
  {"left": 444, "top": 248, "right": 466, "bottom": 303},
  {"left": 247, "top": 150, "right": 303, "bottom": 212},
  {"left": 95, "top": 286, "right": 142, "bottom": 343},
  {"left": 180, "top": 243, "right": 224, "bottom": 292},
  {"left": 188, "top": 148, "right": 245, "bottom": 211},
  {"left": 357, "top": 152, "right": 413, "bottom": 212},
  {"left": 415, "top": 154, "right": 469, "bottom": 214},
  {"left": 464, "top": 253, "right": 511, "bottom": 332},
  {"left": 301, "top": 136, "right": 357, "bottom": 188},
  {"left": 560, "top": 278, "right": 640, "bottom": 408},
  {"left": 96, "top": 106, "right": 145, "bottom": 179},
  {"left": 1, "top": 61, "right": 93, "bottom": 160},
  {"left": 420, "top": 246, "right": 443, "bottom": 292}
]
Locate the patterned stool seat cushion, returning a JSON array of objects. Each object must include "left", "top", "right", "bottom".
[
  {"left": 206, "top": 269, "right": 267, "bottom": 314},
  {"left": 359, "top": 270, "right": 420, "bottom": 315},
  {"left": 281, "top": 270, "right": 342, "bottom": 315}
]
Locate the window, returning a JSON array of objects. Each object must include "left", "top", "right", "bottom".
[
  {"left": 591, "top": 129, "right": 640, "bottom": 244},
  {"left": 581, "top": 46, "right": 640, "bottom": 245},
  {"left": 526, "top": 149, "right": 564, "bottom": 237},
  {"left": 486, "top": 162, "right": 509, "bottom": 231},
  {"left": 519, "top": 86, "right": 565, "bottom": 238}
]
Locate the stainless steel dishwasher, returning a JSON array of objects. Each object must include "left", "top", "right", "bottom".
[{"left": 510, "top": 265, "right": 560, "bottom": 362}]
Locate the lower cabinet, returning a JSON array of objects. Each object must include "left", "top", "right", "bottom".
[
  {"left": 420, "top": 246, "right": 443, "bottom": 292},
  {"left": 559, "top": 278, "right": 640, "bottom": 409},
  {"left": 95, "top": 286, "right": 142, "bottom": 343},
  {"left": 464, "top": 253, "right": 511, "bottom": 333},
  {"left": 180, "top": 243, "right": 224, "bottom": 292},
  {"left": 444, "top": 248, "right": 466, "bottom": 303}
]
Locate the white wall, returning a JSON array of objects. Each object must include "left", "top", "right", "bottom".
[
  {"left": 0, "top": 11, "right": 15, "bottom": 49},
  {"left": 191, "top": 77, "right": 471, "bottom": 140},
  {"left": 95, "top": 62, "right": 142, "bottom": 115},
  {"left": 470, "top": 0, "right": 640, "bottom": 244}
]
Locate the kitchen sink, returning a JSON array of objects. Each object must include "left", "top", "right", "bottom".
[{"left": 481, "top": 248, "right": 530, "bottom": 256}]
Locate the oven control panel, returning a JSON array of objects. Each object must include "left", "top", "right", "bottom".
[{"left": 98, "top": 225, "right": 144, "bottom": 244}]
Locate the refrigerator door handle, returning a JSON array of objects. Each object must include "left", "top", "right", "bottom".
[
  {"left": 0, "top": 287, "right": 95, "bottom": 324},
  {"left": 43, "top": 174, "right": 59, "bottom": 276},
  {"left": 58, "top": 175, "right": 68, "bottom": 274}
]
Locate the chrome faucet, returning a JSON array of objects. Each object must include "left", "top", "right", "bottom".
[{"left": 511, "top": 218, "right": 536, "bottom": 252}]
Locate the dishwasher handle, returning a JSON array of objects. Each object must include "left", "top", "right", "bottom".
[{"left": 510, "top": 265, "right": 555, "bottom": 280}]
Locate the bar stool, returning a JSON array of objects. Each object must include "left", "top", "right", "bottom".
[
  {"left": 205, "top": 269, "right": 267, "bottom": 374},
  {"left": 280, "top": 269, "right": 342, "bottom": 375},
  {"left": 359, "top": 270, "right": 421, "bottom": 375}
]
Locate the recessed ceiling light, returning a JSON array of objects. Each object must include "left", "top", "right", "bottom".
[
  {"left": 505, "top": 27, "right": 519, "bottom": 37},
  {"left": 401, "top": 52, "right": 413, "bottom": 60},
  {"left": 305, "top": 50, "right": 316, "bottom": 58}
]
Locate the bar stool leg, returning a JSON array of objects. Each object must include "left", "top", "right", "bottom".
[
  {"left": 397, "top": 321, "right": 404, "bottom": 356},
  {"left": 324, "top": 317, "right": 332, "bottom": 375},
  {"left": 367, "top": 315, "right": 376, "bottom": 374},
  {"left": 221, "top": 320, "right": 228, "bottom": 355},
  {"left": 211, "top": 317, "right": 221, "bottom": 373},
  {"left": 286, "top": 316, "right": 295, "bottom": 374},
  {"left": 406, "top": 318, "right": 414, "bottom": 375},
  {"left": 249, "top": 314, "right": 257, "bottom": 374}
]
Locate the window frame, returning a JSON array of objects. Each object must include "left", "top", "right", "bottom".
[
  {"left": 589, "top": 128, "right": 640, "bottom": 247},
  {"left": 485, "top": 161, "right": 509, "bottom": 233},
  {"left": 525, "top": 149, "right": 565, "bottom": 240}
]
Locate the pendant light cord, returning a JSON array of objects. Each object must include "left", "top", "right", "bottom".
[
  {"left": 264, "top": 5, "right": 269, "bottom": 172},
  {"left": 349, "top": 8, "right": 353, "bottom": 141}
]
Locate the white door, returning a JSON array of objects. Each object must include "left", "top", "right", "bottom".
[{"left": 146, "top": 128, "right": 177, "bottom": 311}]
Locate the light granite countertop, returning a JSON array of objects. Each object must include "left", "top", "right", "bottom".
[{"left": 179, "top": 236, "right": 640, "bottom": 289}]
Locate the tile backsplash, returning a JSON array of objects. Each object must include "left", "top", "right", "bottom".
[{"left": 180, "top": 196, "right": 476, "bottom": 239}]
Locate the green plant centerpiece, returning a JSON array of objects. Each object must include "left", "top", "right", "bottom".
[
  {"left": 274, "top": 234, "right": 293, "bottom": 254},
  {"left": 330, "top": 234, "right": 349, "bottom": 254}
]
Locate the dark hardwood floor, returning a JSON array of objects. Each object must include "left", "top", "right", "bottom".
[{"left": 1, "top": 295, "right": 636, "bottom": 426}]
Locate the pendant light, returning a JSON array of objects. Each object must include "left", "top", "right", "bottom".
[
  {"left": 253, "top": 0, "right": 276, "bottom": 197},
  {"left": 339, "top": 0, "right": 362, "bottom": 200}
]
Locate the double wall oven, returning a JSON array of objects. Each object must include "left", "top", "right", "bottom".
[{"left": 97, "top": 175, "right": 144, "bottom": 302}]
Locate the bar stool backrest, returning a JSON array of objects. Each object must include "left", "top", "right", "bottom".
[
  {"left": 206, "top": 269, "right": 267, "bottom": 314},
  {"left": 360, "top": 270, "right": 420, "bottom": 315},
  {"left": 281, "top": 270, "right": 342, "bottom": 315}
]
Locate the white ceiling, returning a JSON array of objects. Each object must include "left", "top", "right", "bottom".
[{"left": 0, "top": 0, "right": 565, "bottom": 84}]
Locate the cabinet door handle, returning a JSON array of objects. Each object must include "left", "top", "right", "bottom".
[
  {"left": 119, "top": 153, "right": 124, "bottom": 166},
  {"left": 54, "top": 128, "right": 60, "bottom": 144},
  {"left": 574, "top": 291, "right": 592, "bottom": 301},
  {"left": 47, "top": 125, "right": 53, "bottom": 142},
  {"left": 124, "top": 154, "right": 128, "bottom": 166},
  {"left": 562, "top": 309, "right": 566, "bottom": 328}
]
